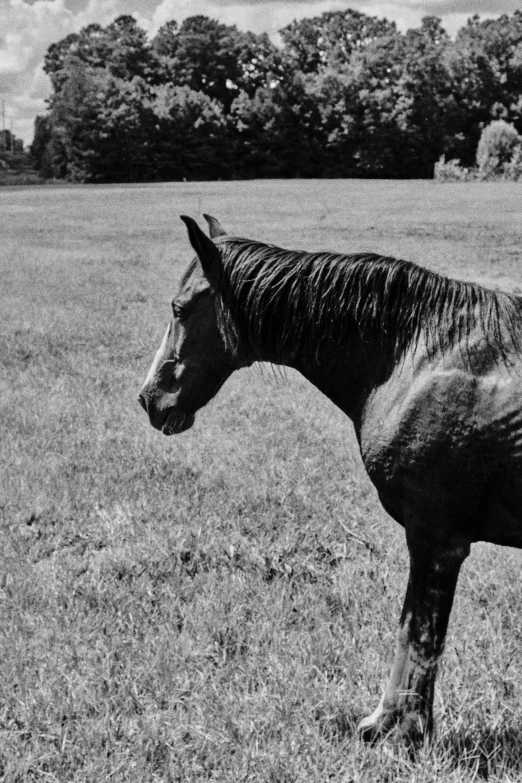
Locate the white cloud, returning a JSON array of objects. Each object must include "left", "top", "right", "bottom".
[
  {"left": 0, "top": 0, "right": 121, "bottom": 142},
  {"left": 151, "top": 0, "right": 351, "bottom": 36},
  {"left": 357, "top": 1, "right": 454, "bottom": 32}
]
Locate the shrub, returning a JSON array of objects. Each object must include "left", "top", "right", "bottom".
[
  {"left": 502, "top": 144, "right": 522, "bottom": 181},
  {"left": 476, "top": 120, "right": 522, "bottom": 178},
  {"left": 0, "top": 171, "right": 42, "bottom": 186},
  {"left": 433, "top": 155, "right": 475, "bottom": 182}
]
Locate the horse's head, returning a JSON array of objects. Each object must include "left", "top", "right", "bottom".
[{"left": 138, "top": 214, "right": 239, "bottom": 435}]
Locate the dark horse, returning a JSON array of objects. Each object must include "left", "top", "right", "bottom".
[{"left": 139, "top": 215, "right": 522, "bottom": 746}]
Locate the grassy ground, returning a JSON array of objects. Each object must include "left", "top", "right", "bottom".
[{"left": 1, "top": 180, "right": 522, "bottom": 782}]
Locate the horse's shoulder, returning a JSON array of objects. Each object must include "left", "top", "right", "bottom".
[{"left": 360, "top": 360, "right": 503, "bottom": 473}]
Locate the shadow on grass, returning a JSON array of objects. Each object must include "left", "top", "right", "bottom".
[
  {"left": 314, "top": 705, "right": 363, "bottom": 743},
  {"left": 316, "top": 707, "right": 522, "bottom": 778},
  {"left": 437, "top": 723, "right": 522, "bottom": 779}
]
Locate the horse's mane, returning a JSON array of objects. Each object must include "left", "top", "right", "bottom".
[{"left": 200, "top": 237, "right": 522, "bottom": 364}]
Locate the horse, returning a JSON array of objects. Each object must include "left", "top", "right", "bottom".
[{"left": 139, "top": 214, "right": 522, "bottom": 746}]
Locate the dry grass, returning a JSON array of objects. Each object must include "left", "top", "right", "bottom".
[{"left": 1, "top": 180, "right": 522, "bottom": 781}]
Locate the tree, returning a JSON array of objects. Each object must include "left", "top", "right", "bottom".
[
  {"left": 103, "top": 15, "right": 159, "bottom": 82},
  {"left": 149, "top": 84, "right": 230, "bottom": 180},
  {"left": 450, "top": 12, "right": 522, "bottom": 163},
  {"left": 47, "top": 63, "right": 155, "bottom": 182},
  {"left": 43, "top": 16, "right": 159, "bottom": 96},
  {"left": 293, "top": 17, "right": 459, "bottom": 178},
  {"left": 476, "top": 119, "right": 522, "bottom": 176},
  {"left": 44, "top": 31, "right": 83, "bottom": 94},
  {"left": 31, "top": 115, "right": 53, "bottom": 175},
  {"left": 280, "top": 9, "right": 397, "bottom": 73},
  {"left": 231, "top": 74, "right": 325, "bottom": 178},
  {"left": 393, "top": 17, "right": 462, "bottom": 176},
  {"left": 152, "top": 16, "right": 281, "bottom": 112},
  {"left": 36, "top": 8, "right": 522, "bottom": 182}
]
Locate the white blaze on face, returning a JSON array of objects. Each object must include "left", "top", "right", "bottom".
[{"left": 143, "top": 323, "right": 171, "bottom": 388}]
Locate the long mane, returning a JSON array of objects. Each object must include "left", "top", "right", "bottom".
[{"left": 207, "top": 237, "right": 522, "bottom": 365}]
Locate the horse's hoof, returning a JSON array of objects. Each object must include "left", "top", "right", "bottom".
[
  {"left": 357, "top": 708, "right": 395, "bottom": 743},
  {"left": 358, "top": 709, "right": 429, "bottom": 748},
  {"left": 397, "top": 712, "right": 432, "bottom": 749}
]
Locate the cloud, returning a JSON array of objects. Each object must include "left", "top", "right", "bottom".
[
  {"left": 151, "top": 0, "right": 357, "bottom": 36},
  {"left": 184, "top": 0, "right": 357, "bottom": 4},
  {"left": 0, "top": 0, "right": 122, "bottom": 142},
  {"left": 357, "top": 0, "right": 520, "bottom": 33},
  {"left": 401, "top": 0, "right": 521, "bottom": 11}
]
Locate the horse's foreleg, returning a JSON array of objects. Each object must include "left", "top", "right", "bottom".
[{"left": 358, "top": 533, "right": 469, "bottom": 746}]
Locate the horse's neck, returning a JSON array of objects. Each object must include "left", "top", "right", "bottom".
[
  {"left": 283, "top": 337, "right": 395, "bottom": 426},
  {"left": 225, "top": 254, "right": 399, "bottom": 420}
]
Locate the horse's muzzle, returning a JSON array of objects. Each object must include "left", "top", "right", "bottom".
[
  {"left": 138, "top": 390, "right": 194, "bottom": 435},
  {"left": 162, "top": 410, "right": 195, "bottom": 435}
]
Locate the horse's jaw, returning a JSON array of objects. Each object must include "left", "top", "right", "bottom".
[{"left": 162, "top": 410, "right": 196, "bottom": 436}]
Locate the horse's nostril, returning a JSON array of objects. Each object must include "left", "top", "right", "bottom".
[{"left": 138, "top": 393, "right": 148, "bottom": 412}]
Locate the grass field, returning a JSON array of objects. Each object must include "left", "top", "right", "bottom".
[{"left": 2, "top": 180, "right": 522, "bottom": 782}]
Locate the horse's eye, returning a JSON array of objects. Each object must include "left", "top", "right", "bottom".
[{"left": 172, "top": 302, "right": 185, "bottom": 319}]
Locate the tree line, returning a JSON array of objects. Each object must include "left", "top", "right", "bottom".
[{"left": 31, "top": 10, "right": 522, "bottom": 181}]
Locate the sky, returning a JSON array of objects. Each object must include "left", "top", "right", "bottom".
[{"left": 0, "top": 0, "right": 518, "bottom": 146}]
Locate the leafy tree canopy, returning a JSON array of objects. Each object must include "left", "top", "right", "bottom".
[
  {"left": 152, "top": 15, "right": 282, "bottom": 111},
  {"left": 279, "top": 9, "right": 397, "bottom": 72},
  {"left": 34, "top": 10, "right": 522, "bottom": 181},
  {"left": 44, "top": 15, "right": 159, "bottom": 94}
]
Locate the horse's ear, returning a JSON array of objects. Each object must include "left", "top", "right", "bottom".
[
  {"left": 203, "top": 214, "right": 227, "bottom": 239},
  {"left": 180, "top": 215, "right": 221, "bottom": 288}
]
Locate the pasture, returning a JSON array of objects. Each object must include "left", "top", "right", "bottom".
[{"left": 1, "top": 179, "right": 522, "bottom": 782}]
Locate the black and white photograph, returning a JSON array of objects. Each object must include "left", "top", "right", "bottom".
[{"left": 2, "top": 0, "right": 522, "bottom": 779}]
